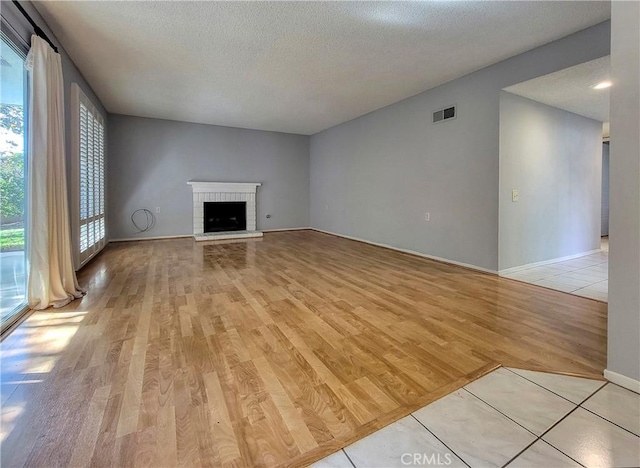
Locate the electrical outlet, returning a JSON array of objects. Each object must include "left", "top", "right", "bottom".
[
  {"left": 155, "top": 207, "right": 161, "bottom": 213},
  {"left": 425, "top": 212, "right": 430, "bottom": 222},
  {"left": 512, "top": 190, "right": 519, "bottom": 202}
]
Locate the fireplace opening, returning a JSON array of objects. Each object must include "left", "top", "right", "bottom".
[{"left": 204, "top": 202, "right": 247, "bottom": 232}]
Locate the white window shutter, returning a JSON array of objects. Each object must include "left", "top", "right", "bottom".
[{"left": 72, "top": 84, "right": 106, "bottom": 267}]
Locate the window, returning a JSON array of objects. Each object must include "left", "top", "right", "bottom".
[
  {"left": 71, "top": 83, "right": 105, "bottom": 267},
  {"left": 0, "top": 31, "right": 28, "bottom": 330}
]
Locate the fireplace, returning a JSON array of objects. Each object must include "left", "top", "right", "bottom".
[
  {"left": 204, "top": 202, "right": 246, "bottom": 232},
  {"left": 187, "top": 181, "right": 263, "bottom": 241}
]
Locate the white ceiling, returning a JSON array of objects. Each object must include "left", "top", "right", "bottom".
[
  {"left": 504, "top": 56, "right": 610, "bottom": 122},
  {"left": 34, "top": 1, "right": 611, "bottom": 135}
]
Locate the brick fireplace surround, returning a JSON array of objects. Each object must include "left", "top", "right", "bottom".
[{"left": 187, "top": 181, "right": 263, "bottom": 241}]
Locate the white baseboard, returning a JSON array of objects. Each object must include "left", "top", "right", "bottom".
[
  {"left": 109, "top": 234, "right": 193, "bottom": 242},
  {"left": 604, "top": 369, "right": 640, "bottom": 394},
  {"left": 262, "top": 227, "right": 311, "bottom": 233},
  {"left": 499, "top": 248, "right": 602, "bottom": 275},
  {"left": 310, "top": 228, "right": 497, "bottom": 274}
]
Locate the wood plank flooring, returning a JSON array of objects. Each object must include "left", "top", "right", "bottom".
[{"left": 0, "top": 230, "right": 607, "bottom": 467}]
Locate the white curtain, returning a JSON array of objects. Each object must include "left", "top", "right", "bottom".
[{"left": 26, "top": 35, "right": 83, "bottom": 310}]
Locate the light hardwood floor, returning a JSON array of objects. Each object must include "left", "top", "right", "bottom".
[{"left": 0, "top": 230, "right": 607, "bottom": 467}]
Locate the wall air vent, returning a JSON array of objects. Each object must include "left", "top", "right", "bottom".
[{"left": 433, "top": 105, "right": 456, "bottom": 124}]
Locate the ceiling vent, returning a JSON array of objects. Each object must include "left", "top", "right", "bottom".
[{"left": 433, "top": 105, "right": 456, "bottom": 124}]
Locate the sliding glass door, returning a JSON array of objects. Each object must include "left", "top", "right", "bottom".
[{"left": 0, "top": 32, "right": 28, "bottom": 329}]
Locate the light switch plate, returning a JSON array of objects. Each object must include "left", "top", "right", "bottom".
[{"left": 512, "top": 190, "right": 520, "bottom": 202}]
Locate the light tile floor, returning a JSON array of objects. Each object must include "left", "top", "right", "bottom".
[
  {"left": 501, "top": 239, "right": 609, "bottom": 302},
  {"left": 313, "top": 367, "right": 640, "bottom": 468}
]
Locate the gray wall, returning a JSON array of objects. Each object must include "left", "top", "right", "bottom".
[
  {"left": 107, "top": 115, "right": 310, "bottom": 239},
  {"left": 309, "top": 22, "right": 610, "bottom": 272},
  {"left": 499, "top": 93, "right": 602, "bottom": 271},
  {"left": 608, "top": 1, "right": 640, "bottom": 384},
  {"left": 1, "top": 1, "right": 107, "bottom": 266},
  {"left": 601, "top": 142, "right": 609, "bottom": 236}
]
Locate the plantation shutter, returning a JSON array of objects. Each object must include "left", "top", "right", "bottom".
[{"left": 72, "top": 84, "right": 106, "bottom": 267}]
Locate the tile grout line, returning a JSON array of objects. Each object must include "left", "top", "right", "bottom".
[
  {"left": 545, "top": 266, "right": 606, "bottom": 278},
  {"left": 462, "top": 373, "right": 600, "bottom": 468},
  {"left": 491, "top": 370, "right": 637, "bottom": 467},
  {"left": 0, "top": 384, "right": 19, "bottom": 407},
  {"left": 457, "top": 389, "right": 586, "bottom": 467},
  {"left": 461, "top": 387, "right": 540, "bottom": 438},
  {"left": 506, "top": 264, "right": 598, "bottom": 277},
  {"left": 577, "top": 405, "right": 640, "bottom": 439},
  {"left": 525, "top": 275, "right": 607, "bottom": 293},
  {"left": 502, "top": 259, "right": 609, "bottom": 300},
  {"left": 341, "top": 449, "right": 357, "bottom": 468},
  {"left": 534, "top": 274, "right": 606, "bottom": 291},
  {"left": 409, "top": 414, "right": 472, "bottom": 468},
  {"left": 505, "top": 381, "right": 617, "bottom": 468},
  {"left": 538, "top": 439, "right": 588, "bottom": 468},
  {"left": 579, "top": 383, "right": 640, "bottom": 438},
  {"left": 571, "top": 289, "right": 608, "bottom": 301},
  {"left": 514, "top": 254, "right": 607, "bottom": 275},
  {"left": 503, "top": 367, "right": 606, "bottom": 406},
  {"left": 574, "top": 380, "right": 609, "bottom": 406},
  {"left": 500, "top": 404, "right": 587, "bottom": 468},
  {"left": 503, "top": 438, "right": 587, "bottom": 468},
  {"left": 511, "top": 255, "right": 608, "bottom": 287},
  {"left": 532, "top": 403, "right": 592, "bottom": 462}
]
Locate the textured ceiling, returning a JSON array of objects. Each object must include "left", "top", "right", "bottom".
[
  {"left": 505, "top": 56, "right": 610, "bottom": 122},
  {"left": 34, "top": 1, "right": 611, "bottom": 135}
]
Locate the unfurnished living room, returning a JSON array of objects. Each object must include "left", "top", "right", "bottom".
[{"left": 0, "top": 1, "right": 639, "bottom": 467}]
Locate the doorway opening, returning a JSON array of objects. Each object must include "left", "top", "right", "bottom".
[{"left": 498, "top": 56, "right": 610, "bottom": 302}]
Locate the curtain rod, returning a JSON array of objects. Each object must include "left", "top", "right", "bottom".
[{"left": 11, "top": 0, "right": 58, "bottom": 53}]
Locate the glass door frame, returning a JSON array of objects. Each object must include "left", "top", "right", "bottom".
[{"left": 1, "top": 21, "right": 30, "bottom": 335}]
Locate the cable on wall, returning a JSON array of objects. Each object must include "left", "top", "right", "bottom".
[{"left": 131, "top": 209, "right": 156, "bottom": 233}]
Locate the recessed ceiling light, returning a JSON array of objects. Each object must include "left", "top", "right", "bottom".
[{"left": 592, "top": 81, "right": 612, "bottom": 89}]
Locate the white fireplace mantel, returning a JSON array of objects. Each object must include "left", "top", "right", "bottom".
[
  {"left": 187, "top": 180, "right": 263, "bottom": 241},
  {"left": 187, "top": 181, "right": 261, "bottom": 193}
]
